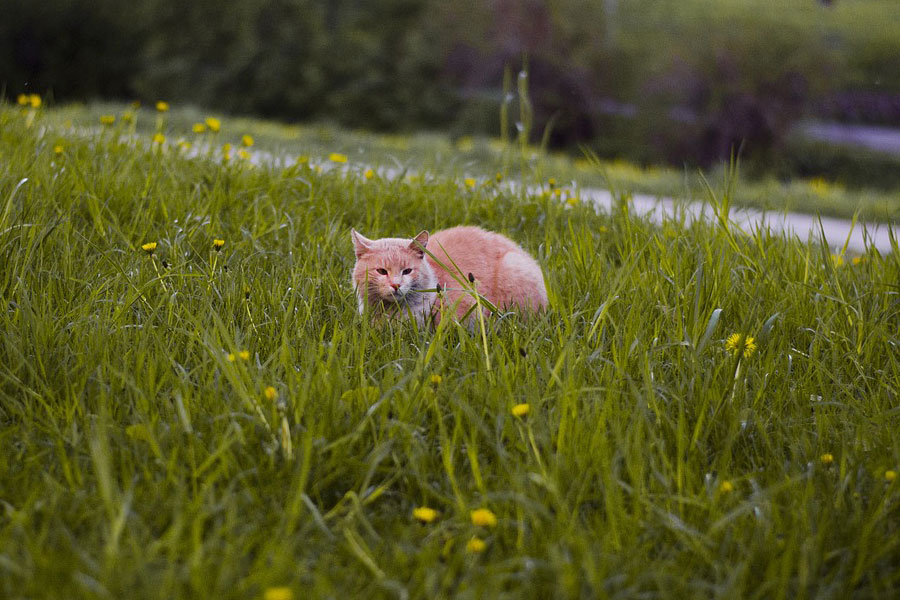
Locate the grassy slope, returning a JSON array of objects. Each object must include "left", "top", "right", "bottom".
[{"left": 1, "top": 104, "right": 900, "bottom": 599}]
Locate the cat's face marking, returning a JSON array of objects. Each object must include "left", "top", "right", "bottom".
[{"left": 351, "top": 230, "right": 431, "bottom": 306}]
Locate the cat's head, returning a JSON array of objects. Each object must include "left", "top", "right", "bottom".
[{"left": 351, "top": 229, "right": 432, "bottom": 305}]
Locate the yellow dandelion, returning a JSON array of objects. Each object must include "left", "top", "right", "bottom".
[
  {"left": 213, "top": 238, "right": 225, "bottom": 251},
  {"left": 156, "top": 101, "right": 169, "bottom": 112},
  {"left": 222, "top": 143, "right": 232, "bottom": 154},
  {"left": 192, "top": 123, "right": 207, "bottom": 134},
  {"left": 122, "top": 111, "right": 135, "bottom": 125},
  {"left": 100, "top": 115, "right": 116, "bottom": 126},
  {"left": 152, "top": 133, "right": 165, "bottom": 144},
  {"left": 412, "top": 506, "right": 439, "bottom": 523},
  {"left": 227, "top": 353, "right": 237, "bottom": 362},
  {"left": 548, "top": 177, "right": 557, "bottom": 187},
  {"left": 241, "top": 134, "right": 254, "bottom": 147},
  {"left": 263, "top": 587, "right": 294, "bottom": 600},
  {"left": 177, "top": 140, "right": 191, "bottom": 151},
  {"left": 264, "top": 386, "right": 278, "bottom": 401},
  {"left": 511, "top": 403, "right": 530, "bottom": 417},
  {"left": 17, "top": 94, "right": 29, "bottom": 106},
  {"left": 205, "top": 117, "right": 221, "bottom": 132},
  {"left": 470, "top": 508, "right": 497, "bottom": 528},
  {"left": 852, "top": 256, "right": 865, "bottom": 266},
  {"left": 53, "top": 145, "right": 64, "bottom": 155},
  {"left": 239, "top": 350, "right": 250, "bottom": 361},
  {"left": 725, "top": 333, "right": 756, "bottom": 359},
  {"left": 429, "top": 374, "right": 443, "bottom": 385},
  {"left": 464, "top": 177, "right": 476, "bottom": 188},
  {"left": 329, "top": 152, "right": 348, "bottom": 163},
  {"left": 28, "top": 94, "right": 41, "bottom": 108},
  {"left": 566, "top": 197, "right": 578, "bottom": 207},
  {"left": 820, "top": 453, "right": 834, "bottom": 465},
  {"left": 238, "top": 149, "right": 251, "bottom": 160},
  {"left": 886, "top": 470, "right": 897, "bottom": 483},
  {"left": 141, "top": 242, "right": 157, "bottom": 255},
  {"left": 831, "top": 254, "right": 845, "bottom": 268},
  {"left": 719, "top": 480, "right": 734, "bottom": 493},
  {"left": 466, "top": 537, "right": 486, "bottom": 553},
  {"left": 364, "top": 168, "right": 375, "bottom": 180}
]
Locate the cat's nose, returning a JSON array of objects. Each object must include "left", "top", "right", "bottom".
[{"left": 390, "top": 283, "right": 400, "bottom": 290}]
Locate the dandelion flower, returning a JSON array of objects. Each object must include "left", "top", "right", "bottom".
[
  {"left": 205, "top": 117, "right": 221, "bottom": 132},
  {"left": 464, "top": 177, "right": 476, "bottom": 188},
  {"left": 156, "top": 101, "right": 170, "bottom": 112},
  {"left": 141, "top": 242, "right": 157, "bottom": 255},
  {"left": 466, "top": 537, "right": 486, "bottom": 553},
  {"left": 412, "top": 506, "right": 439, "bottom": 523},
  {"left": 820, "top": 453, "right": 834, "bottom": 465},
  {"left": 213, "top": 238, "right": 225, "bottom": 251},
  {"left": 364, "top": 168, "right": 375, "bottom": 180},
  {"left": 227, "top": 353, "right": 237, "bottom": 362},
  {"left": 238, "top": 149, "right": 251, "bottom": 161},
  {"left": 548, "top": 177, "right": 557, "bottom": 187},
  {"left": 886, "top": 470, "right": 897, "bottom": 483},
  {"left": 831, "top": 254, "right": 845, "bottom": 268},
  {"left": 511, "top": 403, "right": 530, "bottom": 417},
  {"left": 100, "top": 115, "right": 116, "bottom": 126},
  {"left": 329, "top": 153, "right": 348, "bottom": 163},
  {"left": 263, "top": 588, "right": 294, "bottom": 600},
  {"left": 17, "top": 94, "right": 29, "bottom": 106},
  {"left": 28, "top": 94, "right": 41, "bottom": 108},
  {"left": 470, "top": 508, "right": 497, "bottom": 528},
  {"left": 429, "top": 374, "right": 442, "bottom": 385},
  {"left": 719, "top": 480, "right": 735, "bottom": 493},
  {"left": 122, "top": 112, "right": 135, "bottom": 125},
  {"left": 241, "top": 134, "right": 254, "bottom": 147},
  {"left": 725, "top": 333, "right": 756, "bottom": 359},
  {"left": 239, "top": 350, "right": 250, "bottom": 361},
  {"left": 852, "top": 256, "right": 865, "bottom": 266},
  {"left": 53, "top": 145, "right": 64, "bottom": 155},
  {"left": 192, "top": 123, "right": 207, "bottom": 134},
  {"left": 264, "top": 386, "right": 278, "bottom": 401},
  {"left": 152, "top": 133, "right": 165, "bottom": 144}
]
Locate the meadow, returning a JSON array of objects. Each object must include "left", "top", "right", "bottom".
[{"left": 1, "top": 101, "right": 900, "bottom": 599}]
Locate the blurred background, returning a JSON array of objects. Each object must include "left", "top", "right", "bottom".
[{"left": 4, "top": 0, "right": 900, "bottom": 186}]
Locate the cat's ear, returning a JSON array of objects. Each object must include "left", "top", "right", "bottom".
[
  {"left": 409, "top": 231, "right": 429, "bottom": 257},
  {"left": 351, "top": 229, "right": 374, "bottom": 258}
]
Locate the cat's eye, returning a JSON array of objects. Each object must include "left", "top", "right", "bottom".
[
  {"left": 376, "top": 268, "right": 388, "bottom": 275},
  {"left": 401, "top": 268, "right": 412, "bottom": 275}
]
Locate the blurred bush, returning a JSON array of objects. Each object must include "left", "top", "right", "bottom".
[{"left": 3, "top": 0, "right": 899, "bottom": 179}]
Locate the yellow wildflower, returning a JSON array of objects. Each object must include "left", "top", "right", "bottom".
[
  {"left": 238, "top": 149, "right": 251, "bottom": 161},
  {"left": 100, "top": 115, "right": 116, "bottom": 126},
  {"left": 141, "top": 242, "right": 157, "bottom": 255},
  {"left": 470, "top": 508, "right": 497, "bottom": 528},
  {"left": 28, "top": 94, "right": 41, "bottom": 108},
  {"left": 263, "top": 588, "right": 294, "bottom": 600},
  {"left": 429, "top": 374, "right": 442, "bottom": 385},
  {"left": 239, "top": 350, "right": 250, "bottom": 361},
  {"left": 155, "top": 101, "right": 169, "bottom": 112},
  {"left": 495, "top": 172, "right": 503, "bottom": 182},
  {"left": 820, "top": 453, "right": 834, "bottom": 465},
  {"left": 364, "top": 168, "right": 375, "bottom": 180},
  {"left": 213, "top": 239, "right": 225, "bottom": 251},
  {"left": 464, "top": 177, "right": 476, "bottom": 188},
  {"left": 122, "top": 111, "right": 135, "bottom": 124},
  {"left": 725, "top": 333, "right": 756, "bottom": 359},
  {"left": 152, "top": 133, "right": 165, "bottom": 144},
  {"left": 53, "top": 145, "right": 64, "bottom": 155},
  {"left": 466, "top": 537, "right": 486, "bottom": 553},
  {"left": 241, "top": 134, "right": 254, "bottom": 147},
  {"left": 192, "top": 123, "right": 207, "bottom": 134},
  {"left": 831, "top": 254, "right": 845, "bottom": 268},
  {"left": 329, "top": 153, "right": 348, "bottom": 163},
  {"left": 548, "top": 177, "right": 557, "bottom": 188},
  {"left": 511, "top": 403, "right": 530, "bottom": 417},
  {"left": 205, "top": 117, "right": 221, "bottom": 132},
  {"left": 227, "top": 353, "right": 236, "bottom": 362},
  {"left": 412, "top": 506, "right": 439, "bottom": 523},
  {"left": 719, "top": 480, "right": 734, "bottom": 493},
  {"left": 852, "top": 256, "right": 865, "bottom": 266},
  {"left": 264, "top": 386, "right": 278, "bottom": 401},
  {"left": 886, "top": 470, "right": 897, "bottom": 483},
  {"left": 17, "top": 94, "right": 29, "bottom": 106}
]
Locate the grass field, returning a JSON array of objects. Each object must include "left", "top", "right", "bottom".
[{"left": 2, "top": 102, "right": 900, "bottom": 599}]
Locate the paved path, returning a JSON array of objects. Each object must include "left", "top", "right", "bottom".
[{"left": 578, "top": 188, "right": 896, "bottom": 254}]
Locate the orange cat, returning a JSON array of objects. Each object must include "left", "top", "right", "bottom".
[{"left": 351, "top": 226, "right": 548, "bottom": 324}]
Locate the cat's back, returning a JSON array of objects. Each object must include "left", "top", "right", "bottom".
[{"left": 427, "top": 226, "right": 521, "bottom": 263}]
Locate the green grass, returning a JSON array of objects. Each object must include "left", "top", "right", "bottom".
[{"left": 2, "top": 102, "right": 900, "bottom": 599}]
